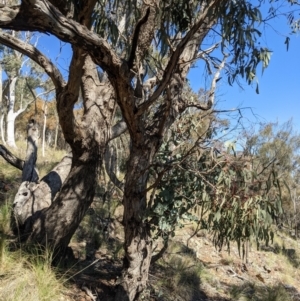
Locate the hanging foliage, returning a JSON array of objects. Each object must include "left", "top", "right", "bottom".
[{"left": 145, "top": 110, "right": 283, "bottom": 254}]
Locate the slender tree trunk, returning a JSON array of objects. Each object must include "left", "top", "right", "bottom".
[
  {"left": 0, "top": 64, "right": 5, "bottom": 145},
  {"left": 6, "top": 111, "right": 17, "bottom": 148},
  {"left": 42, "top": 102, "right": 47, "bottom": 157},
  {"left": 0, "top": 114, "right": 5, "bottom": 145},
  {"left": 54, "top": 112, "right": 59, "bottom": 150},
  {"left": 6, "top": 77, "right": 18, "bottom": 148}
]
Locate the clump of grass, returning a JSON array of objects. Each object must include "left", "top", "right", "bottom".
[
  {"left": 153, "top": 241, "right": 205, "bottom": 301},
  {"left": 230, "top": 283, "right": 293, "bottom": 301},
  {"left": 0, "top": 199, "right": 72, "bottom": 301},
  {"left": 0, "top": 246, "right": 72, "bottom": 301},
  {"left": 219, "top": 256, "right": 234, "bottom": 266},
  {"left": 0, "top": 201, "right": 13, "bottom": 265}
]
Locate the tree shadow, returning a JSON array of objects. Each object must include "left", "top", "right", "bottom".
[
  {"left": 228, "top": 282, "right": 300, "bottom": 301},
  {"left": 261, "top": 243, "right": 300, "bottom": 268},
  {"left": 149, "top": 241, "right": 231, "bottom": 301},
  {"left": 282, "top": 247, "right": 300, "bottom": 268},
  {"left": 66, "top": 257, "right": 122, "bottom": 301}
]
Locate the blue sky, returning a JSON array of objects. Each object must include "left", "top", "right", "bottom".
[{"left": 189, "top": 2, "right": 300, "bottom": 133}]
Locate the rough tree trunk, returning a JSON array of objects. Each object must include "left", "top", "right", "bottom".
[
  {"left": 12, "top": 53, "right": 116, "bottom": 254},
  {"left": 116, "top": 142, "right": 157, "bottom": 301},
  {"left": 0, "top": 2, "right": 118, "bottom": 257},
  {"left": 115, "top": 20, "right": 216, "bottom": 301},
  {"left": 12, "top": 119, "right": 71, "bottom": 237},
  {"left": 29, "top": 149, "right": 100, "bottom": 252}
]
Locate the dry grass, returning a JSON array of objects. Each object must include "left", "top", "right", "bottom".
[
  {"left": 0, "top": 145, "right": 72, "bottom": 301},
  {"left": 149, "top": 241, "right": 206, "bottom": 301},
  {"left": 0, "top": 245, "right": 73, "bottom": 301},
  {"left": 0, "top": 200, "right": 72, "bottom": 301},
  {"left": 230, "top": 283, "right": 293, "bottom": 301},
  {"left": 155, "top": 224, "right": 300, "bottom": 301}
]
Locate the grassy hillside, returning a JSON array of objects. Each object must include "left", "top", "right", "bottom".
[{"left": 0, "top": 144, "right": 299, "bottom": 301}]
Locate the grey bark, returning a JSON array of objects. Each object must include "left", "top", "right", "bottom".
[
  {"left": 22, "top": 119, "right": 39, "bottom": 182},
  {"left": 115, "top": 143, "right": 155, "bottom": 301},
  {"left": 12, "top": 151, "right": 72, "bottom": 237},
  {"left": 11, "top": 116, "right": 72, "bottom": 235}
]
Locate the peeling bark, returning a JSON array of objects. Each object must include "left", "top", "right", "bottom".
[{"left": 26, "top": 54, "right": 116, "bottom": 252}]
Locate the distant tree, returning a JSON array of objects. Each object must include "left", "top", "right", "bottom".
[
  {"left": 0, "top": 62, "right": 4, "bottom": 144},
  {"left": 0, "top": 1, "right": 297, "bottom": 300},
  {"left": 0, "top": 31, "right": 50, "bottom": 148},
  {"left": 244, "top": 121, "right": 300, "bottom": 235}
]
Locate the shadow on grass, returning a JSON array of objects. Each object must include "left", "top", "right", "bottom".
[
  {"left": 229, "top": 282, "right": 300, "bottom": 301},
  {"left": 261, "top": 243, "right": 300, "bottom": 269},
  {"left": 281, "top": 247, "right": 300, "bottom": 268},
  {"left": 148, "top": 241, "right": 231, "bottom": 301}
]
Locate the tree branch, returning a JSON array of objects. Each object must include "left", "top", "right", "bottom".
[
  {"left": 151, "top": 239, "right": 169, "bottom": 264},
  {"left": 185, "top": 53, "right": 227, "bottom": 111},
  {"left": 0, "top": 1, "right": 125, "bottom": 81},
  {"left": 207, "top": 53, "right": 228, "bottom": 107},
  {"left": 128, "top": 7, "right": 151, "bottom": 71},
  {"left": 110, "top": 120, "right": 127, "bottom": 141},
  {"left": 104, "top": 144, "right": 124, "bottom": 191},
  {"left": 0, "top": 31, "right": 65, "bottom": 90},
  {"left": 0, "top": 144, "right": 24, "bottom": 170},
  {"left": 57, "top": 0, "right": 98, "bottom": 145},
  {"left": 137, "top": 1, "right": 221, "bottom": 114}
]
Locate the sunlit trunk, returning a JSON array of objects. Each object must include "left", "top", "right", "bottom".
[
  {"left": 6, "top": 77, "right": 18, "bottom": 148},
  {"left": 0, "top": 64, "right": 5, "bottom": 145}
]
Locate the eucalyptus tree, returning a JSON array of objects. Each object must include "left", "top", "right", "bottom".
[
  {"left": 244, "top": 121, "right": 300, "bottom": 233},
  {"left": 0, "top": 62, "right": 4, "bottom": 144},
  {"left": 0, "top": 31, "right": 49, "bottom": 148},
  {"left": 0, "top": 1, "right": 298, "bottom": 300}
]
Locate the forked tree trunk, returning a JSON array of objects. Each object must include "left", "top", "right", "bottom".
[
  {"left": 29, "top": 149, "right": 100, "bottom": 252},
  {"left": 12, "top": 53, "right": 116, "bottom": 255},
  {"left": 12, "top": 119, "right": 71, "bottom": 237}
]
